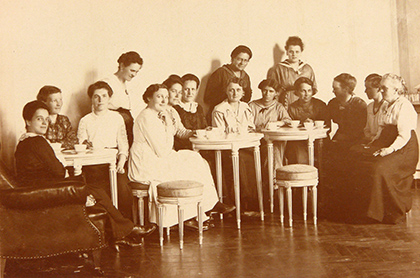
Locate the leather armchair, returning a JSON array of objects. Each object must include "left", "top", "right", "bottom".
[{"left": 0, "top": 180, "right": 107, "bottom": 277}]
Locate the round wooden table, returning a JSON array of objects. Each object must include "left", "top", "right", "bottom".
[
  {"left": 262, "top": 126, "right": 329, "bottom": 213},
  {"left": 190, "top": 133, "right": 264, "bottom": 229}
]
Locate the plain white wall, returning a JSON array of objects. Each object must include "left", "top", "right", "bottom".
[{"left": 0, "top": 0, "right": 399, "bottom": 170}]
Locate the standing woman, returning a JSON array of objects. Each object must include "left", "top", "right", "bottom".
[
  {"left": 36, "top": 85, "right": 77, "bottom": 149},
  {"left": 350, "top": 74, "right": 418, "bottom": 224},
  {"left": 267, "top": 36, "right": 317, "bottom": 110},
  {"left": 103, "top": 51, "right": 143, "bottom": 146},
  {"left": 204, "top": 45, "right": 253, "bottom": 121},
  {"left": 363, "top": 73, "right": 388, "bottom": 142}
]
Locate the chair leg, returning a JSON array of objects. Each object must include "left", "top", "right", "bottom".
[
  {"left": 178, "top": 205, "right": 184, "bottom": 250},
  {"left": 303, "top": 187, "right": 308, "bottom": 221},
  {"left": 198, "top": 201, "right": 203, "bottom": 246},
  {"left": 132, "top": 196, "right": 138, "bottom": 225},
  {"left": 312, "top": 186, "right": 318, "bottom": 225},
  {"left": 158, "top": 204, "right": 164, "bottom": 246},
  {"left": 139, "top": 197, "right": 145, "bottom": 226},
  {"left": 286, "top": 187, "right": 293, "bottom": 227},
  {"left": 0, "top": 258, "right": 6, "bottom": 278},
  {"left": 279, "top": 187, "right": 284, "bottom": 223}
]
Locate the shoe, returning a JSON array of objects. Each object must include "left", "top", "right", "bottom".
[
  {"left": 184, "top": 219, "right": 210, "bottom": 231},
  {"left": 114, "top": 231, "right": 143, "bottom": 248},
  {"left": 131, "top": 224, "right": 157, "bottom": 238},
  {"left": 211, "top": 202, "right": 236, "bottom": 214}
]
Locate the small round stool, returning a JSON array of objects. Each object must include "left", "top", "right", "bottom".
[
  {"left": 129, "top": 181, "right": 150, "bottom": 226},
  {"left": 157, "top": 180, "right": 204, "bottom": 249},
  {"left": 276, "top": 164, "right": 318, "bottom": 226}
]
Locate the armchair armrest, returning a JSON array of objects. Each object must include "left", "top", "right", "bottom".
[{"left": 0, "top": 180, "right": 87, "bottom": 210}]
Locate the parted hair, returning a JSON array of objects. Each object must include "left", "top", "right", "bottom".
[
  {"left": 87, "top": 81, "right": 113, "bottom": 98},
  {"left": 23, "top": 100, "right": 49, "bottom": 122},
  {"left": 258, "top": 79, "right": 281, "bottom": 93},
  {"left": 227, "top": 77, "right": 246, "bottom": 89},
  {"left": 285, "top": 36, "right": 304, "bottom": 51},
  {"left": 294, "top": 77, "right": 318, "bottom": 95},
  {"left": 163, "top": 74, "right": 183, "bottom": 89},
  {"left": 365, "top": 73, "right": 382, "bottom": 89},
  {"left": 143, "top": 84, "right": 168, "bottom": 104},
  {"left": 334, "top": 73, "right": 357, "bottom": 93},
  {"left": 117, "top": 51, "right": 143, "bottom": 67},
  {"left": 36, "top": 85, "right": 61, "bottom": 102}
]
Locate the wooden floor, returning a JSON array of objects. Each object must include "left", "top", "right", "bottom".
[{"left": 4, "top": 184, "right": 420, "bottom": 278}]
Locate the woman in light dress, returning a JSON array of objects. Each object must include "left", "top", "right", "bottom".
[{"left": 128, "top": 84, "right": 231, "bottom": 228}]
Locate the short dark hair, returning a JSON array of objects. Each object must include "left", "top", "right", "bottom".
[
  {"left": 334, "top": 73, "right": 357, "bottom": 93},
  {"left": 87, "top": 81, "right": 113, "bottom": 98},
  {"left": 294, "top": 77, "right": 317, "bottom": 95},
  {"left": 258, "top": 79, "right": 281, "bottom": 93},
  {"left": 226, "top": 77, "right": 246, "bottom": 89},
  {"left": 36, "top": 85, "right": 61, "bottom": 102},
  {"left": 22, "top": 100, "right": 49, "bottom": 124},
  {"left": 117, "top": 51, "right": 143, "bottom": 67},
  {"left": 143, "top": 84, "right": 167, "bottom": 104},
  {"left": 182, "top": 73, "right": 200, "bottom": 88},
  {"left": 365, "top": 73, "right": 382, "bottom": 89},
  {"left": 230, "top": 45, "right": 253, "bottom": 60},
  {"left": 285, "top": 36, "right": 304, "bottom": 51},
  {"left": 163, "top": 75, "right": 183, "bottom": 89}
]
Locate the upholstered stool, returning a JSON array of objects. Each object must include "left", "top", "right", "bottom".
[
  {"left": 157, "top": 180, "right": 204, "bottom": 249},
  {"left": 129, "top": 181, "right": 150, "bottom": 226},
  {"left": 276, "top": 164, "right": 318, "bottom": 226}
]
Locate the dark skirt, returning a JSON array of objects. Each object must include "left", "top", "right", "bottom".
[{"left": 344, "top": 126, "right": 418, "bottom": 223}]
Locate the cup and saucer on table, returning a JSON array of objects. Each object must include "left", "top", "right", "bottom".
[{"left": 62, "top": 144, "right": 89, "bottom": 155}]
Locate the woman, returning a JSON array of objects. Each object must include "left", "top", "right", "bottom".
[
  {"left": 173, "top": 73, "right": 208, "bottom": 150},
  {"left": 349, "top": 74, "right": 418, "bottom": 224},
  {"left": 102, "top": 51, "right": 143, "bottom": 146},
  {"left": 128, "top": 84, "right": 232, "bottom": 229},
  {"left": 363, "top": 73, "right": 388, "bottom": 142},
  {"left": 163, "top": 74, "right": 183, "bottom": 106},
  {"left": 327, "top": 73, "right": 367, "bottom": 150},
  {"left": 36, "top": 85, "right": 77, "bottom": 149},
  {"left": 249, "top": 79, "right": 290, "bottom": 169},
  {"left": 212, "top": 78, "right": 259, "bottom": 211},
  {"left": 77, "top": 81, "right": 135, "bottom": 219},
  {"left": 15, "top": 100, "right": 153, "bottom": 248},
  {"left": 286, "top": 77, "right": 328, "bottom": 164},
  {"left": 267, "top": 36, "right": 317, "bottom": 110},
  {"left": 204, "top": 45, "right": 253, "bottom": 121}
]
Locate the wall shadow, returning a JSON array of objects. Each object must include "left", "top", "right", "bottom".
[
  {"left": 273, "top": 43, "right": 284, "bottom": 66},
  {"left": 197, "top": 59, "right": 221, "bottom": 115}
]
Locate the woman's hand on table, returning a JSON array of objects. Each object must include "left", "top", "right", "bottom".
[{"left": 116, "top": 159, "right": 125, "bottom": 174}]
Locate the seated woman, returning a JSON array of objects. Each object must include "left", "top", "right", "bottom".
[
  {"left": 36, "top": 85, "right": 77, "bottom": 149},
  {"left": 347, "top": 74, "right": 418, "bottom": 224},
  {"left": 327, "top": 73, "right": 367, "bottom": 151},
  {"left": 163, "top": 74, "right": 183, "bottom": 107},
  {"left": 212, "top": 77, "right": 259, "bottom": 211},
  {"left": 173, "top": 73, "right": 208, "bottom": 150},
  {"left": 286, "top": 77, "right": 328, "bottom": 164},
  {"left": 15, "top": 100, "right": 153, "bottom": 248},
  {"left": 128, "top": 84, "right": 233, "bottom": 230},
  {"left": 102, "top": 51, "right": 143, "bottom": 146},
  {"left": 249, "top": 78, "right": 290, "bottom": 169},
  {"left": 363, "top": 73, "right": 388, "bottom": 143}
]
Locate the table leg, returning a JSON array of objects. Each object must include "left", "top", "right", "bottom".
[
  {"left": 109, "top": 163, "right": 118, "bottom": 208},
  {"left": 215, "top": 150, "right": 223, "bottom": 220},
  {"left": 253, "top": 146, "right": 264, "bottom": 221},
  {"left": 307, "top": 135, "right": 315, "bottom": 166},
  {"left": 267, "top": 141, "right": 274, "bottom": 213},
  {"left": 232, "top": 149, "right": 241, "bottom": 229}
]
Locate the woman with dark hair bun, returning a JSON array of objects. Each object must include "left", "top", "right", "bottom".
[
  {"left": 267, "top": 36, "right": 317, "bottom": 110},
  {"left": 204, "top": 45, "right": 253, "bottom": 121},
  {"left": 102, "top": 51, "right": 143, "bottom": 146}
]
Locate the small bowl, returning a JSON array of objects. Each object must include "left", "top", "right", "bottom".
[
  {"left": 74, "top": 144, "right": 87, "bottom": 153},
  {"left": 315, "top": 120, "right": 324, "bottom": 128},
  {"left": 289, "top": 120, "right": 300, "bottom": 128},
  {"left": 196, "top": 129, "right": 206, "bottom": 139}
]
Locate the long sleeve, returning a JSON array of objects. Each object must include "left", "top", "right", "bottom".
[
  {"left": 242, "top": 73, "right": 252, "bottom": 103},
  {"left": 77, "top": 117, "right": 88, "bottom": 145},
  {"left": 389, "top": 99, "right": 417, "bottom": 151},
  {"left": 204, "top": 69, "right": 226, "bottom": 108},
  {"left": 212, "top": 110, "right": 227, "bottom": 130},
  {"left": 116, "top": 119, "right": 129, "bottom": 158}
]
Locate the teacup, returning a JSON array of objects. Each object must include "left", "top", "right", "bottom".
[
  {"left": 74, "top": 144, "right": 87, "bottom": 153},
  {"left": 303, "top": 122, "right": 314, "bottom": 130},
  {"left": 267, "top": 122, "right": 278, "bottom": 130},
  {"left": 290, "top": 120, "right": 300, "bottom": 128},
  {"left": 50, "top": 143, "right": 62, "bottom": 152},
  {"left": 315, "top": 120, "right": 324, "bottom": 128},
  {"left": 196, "top": 129, "right": 206, "bottom": 139}
]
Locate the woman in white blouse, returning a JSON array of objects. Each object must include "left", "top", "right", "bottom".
[
  {"left": 348, "top": 73, "right": 418, "bottom": 224},
  {"left": 128, "top": 84, "right": 233, "bottom": 229}
]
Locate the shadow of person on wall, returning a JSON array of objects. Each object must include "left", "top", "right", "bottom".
[
  {"left": 272, "top": 43, "right": 284, "bottom": 68},
  {"left": 197, "top": 59, "right": 221, "bottom": 117}
]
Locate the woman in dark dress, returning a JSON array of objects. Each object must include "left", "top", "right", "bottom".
[
  {"left": 348, "top": 74, "right": 418, "bottom": 223},
  {"left": 15, "top": 100, "right": 154, "bottom": 248}
]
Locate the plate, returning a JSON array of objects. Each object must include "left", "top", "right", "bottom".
[{"left": 61, "top": 149, "right": 77, "bottom": 154}]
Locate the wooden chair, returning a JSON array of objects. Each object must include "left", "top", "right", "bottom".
[{"left": 129, "top": 181, "right": 150, "bottom": 226}]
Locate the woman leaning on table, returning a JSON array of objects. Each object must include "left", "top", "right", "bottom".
[
  {"left": 267, "top": 36, "right": 317, "bottom": 110},
  {"left": 348, "top": 74, "right": 418, "bottom": 224},
  {"left": 128, "top": 84, "right": 234, "bottom": 230}
]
